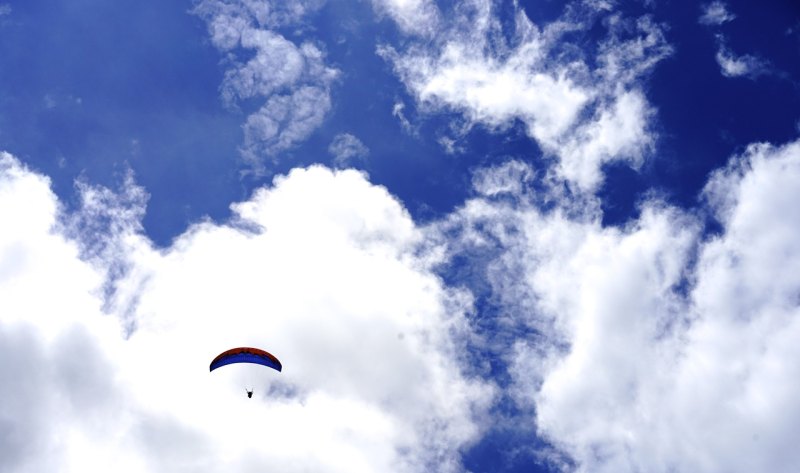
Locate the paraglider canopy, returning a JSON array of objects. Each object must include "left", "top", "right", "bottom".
[{"left": 209, "top": 347, "right": 282, "bottom": 373}]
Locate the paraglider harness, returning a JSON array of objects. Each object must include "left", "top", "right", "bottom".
[{"left": 246, "top": 388, "right": 253, "bottom": 398}]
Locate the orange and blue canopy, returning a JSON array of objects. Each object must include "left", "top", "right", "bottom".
[{"left": 209, "top": 347, "right": 282, "bottom": 372}]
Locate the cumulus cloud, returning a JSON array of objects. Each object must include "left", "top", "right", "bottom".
[
  {"left": 0, "top": 152, "right": 130, "bottom": 472},
  {"left": 699, "top": 1, "right": 736, "bottom": 26},
  {"left": 0, "top": 152, "right": 494, "bottom": 473},
  {"left": 380, "top": 1, "right": 672, "bottom": 192},
  {"left": 328, "top": 133, "right": 369, "bottom": 168},
  {"left": 434, "top": 137, "right": 800, "bottom": 472},
  {"left": 5, "top": 127, "right": 800, "bottom": 473},
  {"left": 0, "top": 4, "right": 10, "bottom": 17},
  {"left": 193, "top": 0, "right": 339, "bottom": 170}
]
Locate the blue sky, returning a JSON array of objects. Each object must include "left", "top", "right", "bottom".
[{"left": 1, "top": 1, "right": 800, "bottom": 472}]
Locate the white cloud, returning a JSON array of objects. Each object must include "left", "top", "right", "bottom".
[
  {"left": 193, "top": 0, "right": 326, "bottom": 34},
  {"left": 697, "top": 3, "right": 777, "bottom": 82},
  {"left": 193, "top": 0, "right": 339, "bottom": 169},
  {"left": 437, "top": 135, "right": 466, "bottom": 155},
  {"left": 471, "top": 160, "right": 535, "bottom": 198},
  {"left": 5, "top": 114, "right": 800, "bottom": 473},
  {"left": 699, "top": 1, "right": 736, "bottom": 26},
  {"left": 0, "top": 152, "right": 130, "bottom": 472},
  {"left": 379, "top": 3, "right": 586, "bottom": 144},
  {"left": 370, "top": 0, "right": 440, "bottom": 37},
  {"left": 436, "top": 137, "right": 800, "bottom": 472},
  {"left": 0, "top": 152, "right": 494, "bottom": 473},
  {"left": 556, "top": 89, "right": 655, "bottom": 190},
  {"left": 715, "top": 38, "right": 770, "bottom": 79},
  {"left": 0, "top": 4, "right": 9, "bottom": 17},
  {"left": 596, "top": 16, "right": 673, "bottom": 90},
  {"left": 380, "top": 2, "right": 672, "bottom": 192},
  {"left": 219, "top": 31, "right": 309, "bottom": 103},
  {"left": 392, "top": 100, "right": 418, "bottom": 136},
  {"left": 328, "top": 133, "right": 369, "bottom": 168},
  {"left": 241, "top": 85, "right": 333, "bottom": 163}
]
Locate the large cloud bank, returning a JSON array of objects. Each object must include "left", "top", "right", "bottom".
[
  {"left": 436, "top": 138, "right": 800, "bottom": 472},
  {"left": 4, "top": 132, "right": 800, "bottom": 471},
  {"left": 0, "top": 152, "right": 493, "bottom": 473}
]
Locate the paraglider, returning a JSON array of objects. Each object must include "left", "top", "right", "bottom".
[{"left": 210, "top": 347, "right": 282, "bottom": 398}]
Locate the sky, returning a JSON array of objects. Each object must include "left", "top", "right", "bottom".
[{"left": 1, "top": 0, "right": 800, "bottom": 472}]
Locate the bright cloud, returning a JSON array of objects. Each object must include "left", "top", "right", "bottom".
[
  {"left": 0, "top": 152, "right": 494, "bottom": 473},
  {"left": 556, "top": 89, "right": 654, "bottom": 190},
  {"left": 380, "top": 10, "right": 590, "bottom": 148},
  {"left": 435, "top": 137, "right": 800, "bottom": 472},
  {"left": 193, "top": 0, "right": 339, "bottom": 170},
  {"left": 3, "top": 2, "right": 800, "bottom": 472},
  {"left": 381, "top": 1, "right": 672, "bottom": 192},
  {"left": 0, "top": 152, "right": 130, "bottom": 472},
  {"left": 4, "top": 132, "right": 800, "bottom": 473}
]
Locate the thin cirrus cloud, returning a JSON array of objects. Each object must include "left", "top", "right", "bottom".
[
  {"left": 193, "top": 0, "right": 339, "bottom": 171},
  {"left": 0, "top": 152, "right": 495, "bottom": 473},
  {"left": 379, "top": 1, "right": 672, "bottom": 192},
  {"left": 433, "top": 137, "right": 800, "bottom": 472},
  {"left": 328, "top": 133, "right": 370, "bottom": 168}
]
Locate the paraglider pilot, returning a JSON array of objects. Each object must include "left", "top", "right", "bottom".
[{"left": 209, "top": 347, "right": 282, "bottom": 400}]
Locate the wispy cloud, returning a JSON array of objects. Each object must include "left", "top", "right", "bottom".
[
  {"left": 193, "top": 0, "right": 339, "bottom": 171},
  {"left": 471, "top": 160, "right": 535, "bottom": 198},
  {"left": 697, "top": 3, "right": 772, "bottom": 81},
  {"left": 380, "top": 1, "right": 672, "bottom": 192},
  {"left": 392, "top": 100, "right": 417, "bottom": 136},
  {"left": 715, "top": 36, "right": 770, "bottom": 79},
  {"left": 241, "top": 85, "right": 334, "bottom": 164},
  {"left": 699, "top": 1, "right": 736, "bottom": 26},
  {"left": 328, "top": 133, "right": 369, "bottom": 168},
  {"left": 370, "top": 0, "right": 440, "bottom": 37}
]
